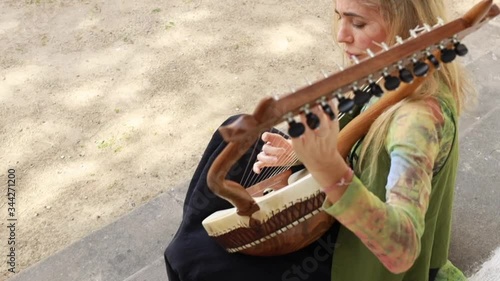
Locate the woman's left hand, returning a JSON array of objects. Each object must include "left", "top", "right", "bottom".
[{"left": 290, "top": 99, "right": 349, "bottom": 188}]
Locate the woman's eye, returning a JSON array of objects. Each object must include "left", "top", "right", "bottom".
[{"left": 353, "top": 22, "right": 366, "bottom": 29}]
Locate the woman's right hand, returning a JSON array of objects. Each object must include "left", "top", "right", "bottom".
[{"left": 253, "top": 132, "right": 298, "bottom": 174}]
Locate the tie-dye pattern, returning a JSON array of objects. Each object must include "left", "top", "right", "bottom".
[
  {"left": 323, "top": 97, "right": 456, "bottom": 273},
  {"left": 436, "top": 260, "right": 468, "bottom": 281}
]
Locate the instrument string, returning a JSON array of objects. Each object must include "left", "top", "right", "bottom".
[
  {"left": 240, "top": 137, "right": 263, "bottom": 188},
  {"left": 240, "top": 105, "right": 349, "bottom": 189},
  {"left": 255, "top": 135, "right": 297, "bottom": 186}
]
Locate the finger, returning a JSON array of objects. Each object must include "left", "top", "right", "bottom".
[
  {"left": 304, "top": 108, "right": 326, "bottom": 138},
  {"left": 289, "top": 116, "right": 311, "bottom": 148},
  {"left": 328, "top": 98, "right": 340, "bottom": 131},
  {"left": 320, "top": 100, "right": 336, "bottom": 121},
  {"left": 313, "top": 104, "right": 331, "bottom": 132},
  {"left": 253, "top": 161, "right": 263, "bottom": 174},
  {"left": 256, "top": 151, "right": 278, "bottom": 164},
  {"left": 297, "top": 113, "right": 308, "bottom": 134},
  {"left": 331, "top": 98, "right": 340, "bottom": 117},
  {"left": 290, "top": 127, "right": 306, "bottom": 161},
  {"left": 262, "top": 143, "right": 286, "bottom": 156},
  {"left": 310, "top": 105, "right": 325, "bottom": 124},
  {"left": 262, "top": 132, "right": 286, "bottom": 143},
  {"left": 330, "top": 98, "right": 340, "bottom": 128}
]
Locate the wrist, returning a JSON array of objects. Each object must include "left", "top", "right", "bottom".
[
  {"left": 308, "top": 152, "right": 350, "bottom": 188},
  {"left": 320, "top": 167, "right": 354, "bottom": 194}
]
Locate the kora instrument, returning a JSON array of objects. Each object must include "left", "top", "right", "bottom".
[{"left": 202, "top": 0, "right": 500, "bottom": 256}]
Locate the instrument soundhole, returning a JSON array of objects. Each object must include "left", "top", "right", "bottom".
[{"left": 263, "top": 188, "right": 274, "bottom": 196}]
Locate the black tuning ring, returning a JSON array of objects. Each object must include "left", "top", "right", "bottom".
[
  {"left": 338, "top": 96, "right": 355, "bottom": 113},
  {"left": 321, "top": 102, "right": 336, "bottom": 120},
  {"left": 287, "top": 119, "right": 305, "bottom": 138},
  {"left": 305, "top": 111, "right": 320, "bottom": 130},
  {"left": 440, "top": 47, "right": 456, "bottom": 63},
  {"left": 369, "top": 82, "right": 384, "bottom": 97},
  {"left": 454, "top": 42, "right": 468, "bottom": 56},
  {"left": 399, "top": 68, "right": 414, "bottom": 84},
  {"left": 383, "top": 73, "right": 401, "bottom": 91},
  {"left": 413, "top": 60, "right": 430, "bottom": 77},
  {"left": 353, "top": 89, "right": 371, "bottom": 106},
  {"left": 427, "top": 53, "right": 440, "bottom": 70}
]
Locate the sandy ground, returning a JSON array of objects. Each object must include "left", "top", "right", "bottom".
[{"left": 0, "top": 0, "right": 482, "bottom": 278}]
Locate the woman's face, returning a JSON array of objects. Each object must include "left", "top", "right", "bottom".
[{"left": 335, "top": 0, "right": 388, "bottom": 60}]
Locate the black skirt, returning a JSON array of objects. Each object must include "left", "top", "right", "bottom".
[{"left": 164, "top": 115, "right": 339, "bottom": 281}]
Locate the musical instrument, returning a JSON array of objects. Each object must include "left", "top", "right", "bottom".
[{"left": 202, "top": 0, "right": 500, "bottom": 256}]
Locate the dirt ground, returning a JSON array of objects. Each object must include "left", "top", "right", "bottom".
[{"left": 0, "top": 0, "right": 481, "bottom": 278}]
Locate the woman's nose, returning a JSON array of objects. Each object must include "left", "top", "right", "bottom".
[{"left": 337, "top": 24, "right": 353, "bottom": 44}]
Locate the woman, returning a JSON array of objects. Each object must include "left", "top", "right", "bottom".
[{"left": 164, "top": 0, "right": 474, "bottom": 280}]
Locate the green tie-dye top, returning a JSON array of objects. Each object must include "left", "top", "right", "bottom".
[{"left": 322, "top": 96, "right": 456, "bottom": 273}]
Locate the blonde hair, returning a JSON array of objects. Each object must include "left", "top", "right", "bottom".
[{"left": 333, "top": 0, "right": 476, "bottom": 184}]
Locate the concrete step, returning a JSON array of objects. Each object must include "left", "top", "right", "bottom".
[
  {"left": 123, "top": 258, "right": 167, "bottom": 281},
  {"left": 7, "top": 185, "right": 188, "bottom": 281}
]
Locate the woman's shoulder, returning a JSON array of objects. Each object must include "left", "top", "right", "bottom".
[
  {"left": 395, "top": 96, "right": 455, "bottom": 128},
  {"left": 390, "top": 96, "right": 457, "bottom": 171},
  {"left": 388, "top": 97, "right": 457, "bottom": 150}
]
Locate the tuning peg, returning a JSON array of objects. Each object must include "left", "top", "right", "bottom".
[
  {"left": 426, "top": 51, "right": 440, "bottom": 70},
  {"left": 338, "top": 95, "right": 355, "bottom": 113},
  {"left": 395, "top": 36, "right": 405, "bottom": 46},
  {"left": 439, "top": 44, "right": 456, "bottom": 63},
  {"left": 353, "top": 86, "right": 371, "bottom": 106},
  {"left": 333, "top": 62, "right": 345, "bottom": 72},
  {"left": 350, "top": 55, "right": 361, "bottom": 65},
  {"left": 372, "top": 41, "right": 390, "bottom": 53},
  {"left": 304, "top": 109, "right": 320, "bottom": 130},
  {"left": 366, "top": 48, "right": 376, "bottom": 59},
  {"left": 320, "top": 100, "right": 336, "bottom": 120},
  {"left": 413, "top": 60, "right": 430, "bottom": 77},
  {"left": 435, "top": 17, "right": 445, "bottom": 27},
  {"left": 287, "top": 117, "right": 305, "bottom": 138},
  {"left": 395, "top": 51, "right": 414, "bottom": 82},
  {"left": 399, "top": 64, "right": 414, "bottom": 84},
  {"left": 369, "top": 81, "right": 384, "bottom": 97},
  {"left": 304, "top": 77, "right": 313, "bottom": 86},
  {"left": 453, "top": 40, "right": 468, "bottom": 56},
  {"left": 383, "top": 70, "right": 401, "bottom": 91},
  {"left": 423, "top": 23, "right": 433, "bottom": 33}
]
